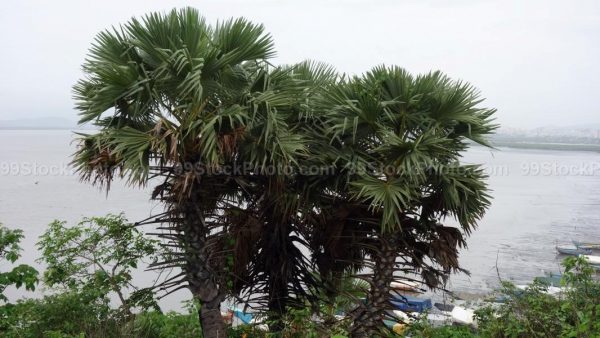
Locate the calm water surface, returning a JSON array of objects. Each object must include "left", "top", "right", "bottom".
[{"left": 1, "top": 130, "right": 599, "bottom": 308}]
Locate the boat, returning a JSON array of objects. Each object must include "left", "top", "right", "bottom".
[
  {"left": 581, "top": 255, "right": 600, "bottom": 265},
  {"left": 572, "top": 240, "right": 600, "bottom": 250},
  {"left": 390, "top": 295, "right": 432, "bottom": 313},
  {"left": 516, "top": 284, "right": 564, "bottom": 296},
  {"left": 392, "top": 309, "right": 417, "bottom": 323},
  {"left": 556, "top": 245, "right": 592, "bottom": 255},
  {"left": 231, "top": 308, "right": 253, "bottom": 324},
  {"left": 451, "top": 306, "right": 476, "bottom": 326},
  {"left": 390, "top": 280, "right": 420, "bottom": 291}
]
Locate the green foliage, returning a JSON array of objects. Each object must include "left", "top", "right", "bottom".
[
  {"left": 223, "top": 307, "right": 349, "bottom": 338},
  {"left": 37, "top": 214, "right": 162, "bottom": 315},
  {"left": 474, "top": 256, "right": 600, "bottom": 338},
  {"left": 321, "top": 66, "right": 496, "bottom": 233},
  {"left": 476, "top": 281, "right": 564, "bottom": 337},
  {"left": 0, "top": 291, "right": 204, "bottom": 338},
  {"left": 0, "top": 224, "right": 39, "bottom": 303},
  {"left": 275, "top": 307, "right": 320, "bottom": 338},
  {"left": 406, "top": 320, "right": 477, "bottom": 338},
  {"left": 406, "top": 257, "right": 600, "bottom": 338},
  {"left": 71, "top": 7, "right": 288, "bottom": 185},
  {"left": 131, "top": 304, "right": 202, "bottom": 338},
  {"left": 0, "top": 290, "right": 116, "bottom": 338}
]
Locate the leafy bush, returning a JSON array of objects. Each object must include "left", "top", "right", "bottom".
[
  {"left": 475, "top": 281, "right": 564, "bottom": 337},
  {"left": 406, "top": 321, "right": 478, "bottom": 338},
  {"left": 0, "top": 224, "right": 38, "bottom": 303},
  {"left": 0, "top": 292, "right": 204, "bottom": 338},
  {"left": 475, "top": 256, "right": 600, "bottom": 337},
  {"left": 0, "top": 290, "right": 118, "bottom": 338},
  {"left": 37, "top": 214, "right": 162, "bottom": 315},
  {"left": 407, "top": 256, "right": 600, "bottom": 338},
  {"left": 132, "top": 310, "right": 201, "bottom": 338}
]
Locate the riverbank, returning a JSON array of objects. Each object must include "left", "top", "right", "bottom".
[{"left": 491, "top": 141, "right": 600, "bottom": 153}]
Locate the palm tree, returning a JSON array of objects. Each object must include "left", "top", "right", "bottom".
[
  {"left": 71, "top": 8, "right": 313, "bottom": 337},
  {"left": 220, "top": 61, "right": 341, "bottom": 330},
  {"left": 307, "top": 66, "right": 496, "bottom": 336}
]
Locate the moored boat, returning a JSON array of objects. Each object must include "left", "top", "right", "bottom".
[
  {"left": 581, "top": 255, "right": 600, "bottom": 265},
  {"left": 516, "top": 284, "right": 565, "bottom": 296},
  {"left": 451, "top": 306, "right": 476, "bottom": 326},
  {"left": 390, "top": 280, "right": 420, "bottom": 291},
  {"left": 556, "top": 245, "right": 592, "bottom": 255},
  {"left": 390, "top": 295, "right": 432, "bottom": 313}
]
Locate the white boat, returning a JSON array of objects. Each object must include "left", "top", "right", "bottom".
[
  {"left": 581, "top": 255, "right": 600, "bottom": 265},
  {"left": 390, "top": 280, "right": 420, "bottom": 291},
  {"left": 516, "top": 284, "right": 565, "bottom": 296},
  {"left": 392, "top": 310, "right": 416, "bottom": 323},
  {"left": 451, "top": 305, "right": 475, "bottom": 326},
  {"left": 556, "top": 245, "right": 592, "bottom": 255}
]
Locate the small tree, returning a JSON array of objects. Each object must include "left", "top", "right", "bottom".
[
  {"left": 0, "top": 223, "right": 39, "bottom": 332},
  {"left": 0, "top": 224, "right": 38, "bottom": 303},
  {"left": 37, "top": 214, "right": 162, "bottom": 316}
]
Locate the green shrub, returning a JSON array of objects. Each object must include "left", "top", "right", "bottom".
[
  {"left": 37, "top": 215, "right": 162, "bottom": 316},
  {"left": 476, "top": 256, "right": 600, "bottom": 338},
  {"left": 132, "top": 310, "right": 201, "bottom": 338},
  {"left": 0, "top": 292, "right": 205, "bottom": 338},
  {"left": 0, "top": 291, "right": 118, "bottom": 338},
  {"left": 406, "top": 320, "right": 478, "bottom": 338},
  {"left": 407, "top": 256, "right": 600, "bottom": 338},
  {"left": 0, "top": 224, "right": 39, "bottom": 304}
]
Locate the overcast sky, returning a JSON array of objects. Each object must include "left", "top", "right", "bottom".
[{"left": 1, "top": 0, "right": 598, "bottom": 128}]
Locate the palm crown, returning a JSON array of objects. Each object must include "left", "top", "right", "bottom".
[{"left": 72, "top": 8, "right": 310, "bottom": 187}]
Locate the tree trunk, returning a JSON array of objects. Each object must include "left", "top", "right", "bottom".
[
  {"left": 350, "top": 237, "right": 397, "bottom": 337},
  {"left": 266, "top": 221, "right": 289, "bottom": 333},
  {"left": 180, "top": 200, "right": 227, "bottom": 338},
  {"left": 190, "top": 282, "right": 226, "bottom": 338}
]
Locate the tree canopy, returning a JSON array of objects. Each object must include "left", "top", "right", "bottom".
[{"left": 72, "top": 7, "right": 496, "bottom": 336}]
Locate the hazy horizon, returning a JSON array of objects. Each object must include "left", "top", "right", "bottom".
[{"left": 1, "top": 0, "right": 598, "bottom": 129}]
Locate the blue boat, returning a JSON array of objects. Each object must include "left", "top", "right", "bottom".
[
  {"left": 556, "top": 245, "right": 592, "bottom": 256},
  {"left": 390, "top": 295, "right": 432, "bottom": 313},
  {"left": 231, "top": 308, "right": 253, "bottom": 324}
]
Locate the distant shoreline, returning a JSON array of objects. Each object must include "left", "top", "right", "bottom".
[
  {"left": 491, "top": 141, "right": 600, "bottom": 153},
  {"left": 2, "top": 129, "right": 599, "bottom": 153}
]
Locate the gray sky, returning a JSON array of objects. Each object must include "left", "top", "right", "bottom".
[{"left": 1, "top": 0, "right": 598, "bottom": 129}]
